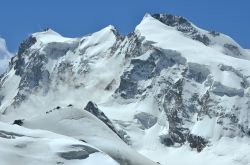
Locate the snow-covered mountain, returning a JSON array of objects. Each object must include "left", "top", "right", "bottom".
[
  {"left": 0, "top": 13, "right": 250, "bottom": 165},
  {"left": 0, "top": 38, "right": 12, "bottom": 74}
]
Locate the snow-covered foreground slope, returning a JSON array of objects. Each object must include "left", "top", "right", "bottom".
[
  {"left": 140, "top": 136, "right": 250, "bottom": 165},
  {"left": 0, "top": 121, "right": 119, "bottom": 165},
  {"left": 22, "top": 106, "right": 158, "bottom": 165},
  {"left": 0, "top": 38, "right": 12, "bottom": 74},
  {"left": 0, "top": 13, "right": 250, "bottom": 165}
]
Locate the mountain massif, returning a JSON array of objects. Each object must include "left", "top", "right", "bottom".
[{"left": 0, "top": 13, "right": 250, "bottom": 165}]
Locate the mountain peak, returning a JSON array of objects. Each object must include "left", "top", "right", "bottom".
[
  {"left": 105, "top": 25, "right": 116, "bottom": 31},
  {"left": 32, "top": 28, "right": 61, "bottom": 37},
  {"left": 140, "top": 13, "right": 191, "bottom": 29},
  {"left": 143, "top": 13, "right": 152, "bottom": 19},
  {"left": 138, "top": 13, "right": 249, "bottom": 59},
  {"left": 95, "top": 25, "right": 120, "bottom": 38},
  {"left": 31, "top": 28, "right": 73, "bottom": 44},
  {"left": 151, "top": 13, "right": 190, "bottom": 27}
]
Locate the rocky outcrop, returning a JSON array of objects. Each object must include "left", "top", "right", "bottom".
[
  {"left": 14, "top": 36, "right": 37, "bottom": 76},
  {"left": 134, "top": 112, "right": 157, "bottom": 129},
  {"left": 224, "top": 43, "right": 242, "bottom": 57},
  {"left": 187, "top": 134, "right": 208, "bottom": 152},
  {"left": 13, "top": 119, "right": 24, "bottom": 126},
  {"left": 160, "top": 133, "right": 208, "bottom": 152},
  {"left": 84, "top": 101, "right": 118, "bottom": 133},
  {"left": 58, "top": 144, "right": 99, "bottom": 160},
  {"left": 84, "top": 101, "right": 130, "bottom": 144},
  {"left": 212, "top": 82, "right": 244, "bottom": 97},
  {"left": 187, "top": 63, "right": 210, "bottom": 83}
]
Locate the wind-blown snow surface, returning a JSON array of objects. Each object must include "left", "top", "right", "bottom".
[
  {"left": 0, "top": 38, "right": 12, "bottom": 74},
  {"left": 0, "top": 121, "right": 119, "bottom": 165},
  {"left": 0, "top": 13, "right": 250, "bottom": 165}
]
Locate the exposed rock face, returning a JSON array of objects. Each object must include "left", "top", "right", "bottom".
[
  {"left": 13, "top": 119, "right": 24, "bottom": 126},
  {"left": 0, "top": 130, "right": 24, "bottom": 139},
  {"left": 84, "top": 101, "right": 118, "bottom": 134},
  {"left": 187, "top": 63, "right": 210, "bottom": 83},
  {"left": 211, "top": 82, "right": 244, "bottom": 97},
  {"left": 14, "top": 36, "right": 37, "bottom": 76},
  {"left": 5, "top": 36, "right": 50, "bottom": 107},
  {"left": 159, "top": 134, "right": 174, "bottom": 146},
  {"left": 17, "top": 36, "right": 37, "bottom": 57},
  {"left": 116, "top": 48, "right": 186, "bottom": 99},
  {"left": 160, "top": 133, "right": 208, "bottom": 152},
  {"left": 42, "top": 42, "right": 78, "bottom": 59},
  {"left": 59, "top": 145, "right": 99, "bottom": 160},
  {"left": 187, "top": 134, "right": 208, "bottom": 152},
  {"left": 224, "top": 43, "right": 242, "bottom": 56},
  {"left": 209, "top": 30, "right": 220, "bottom": 37},
  {"left": 134, "top": 112, "right": 157, "bottom": 129}
]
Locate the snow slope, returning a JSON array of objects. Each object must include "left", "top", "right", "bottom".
[
  {"left": 0, "top": 121, "right": 119, "bottom": 165},
  {"left": 22, "top": 107, "right": 159, "bottom": 165}
]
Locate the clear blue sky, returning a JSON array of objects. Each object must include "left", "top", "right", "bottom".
[{"left": 0, "top": 0, "right": 249, "bottom": 52}]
